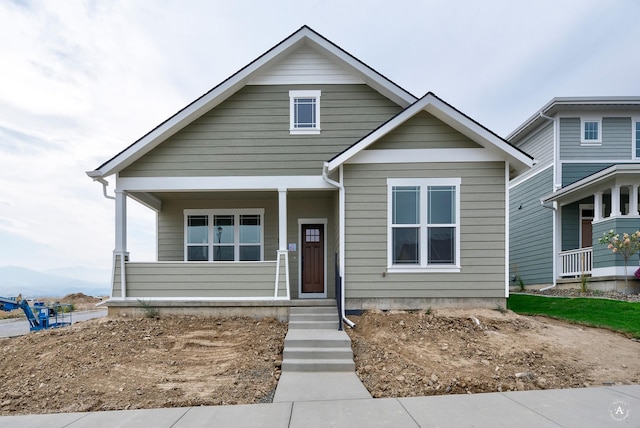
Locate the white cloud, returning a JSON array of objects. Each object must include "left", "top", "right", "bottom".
[{"left": 0, "top": 0, "right": 638, "bottom": 274}]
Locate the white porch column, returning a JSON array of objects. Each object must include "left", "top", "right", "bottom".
[
  {"left": 594, "top": 191, "right": 603, "bottom": 221},
  {"left": 630, "top": 185, "right": 639, "bottom": 216},
  {"left": 611, "top": 185, "right": 621, "bottom": 217},
  {"left": 278, "top": 188, "right": 287, "bottom": 250},
  {"left": 115, "top": 190, "right": 127, "bottom": 253}
]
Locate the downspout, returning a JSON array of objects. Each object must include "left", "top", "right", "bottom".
[
  {"left": 538, "top": 111, "right": 559, "bottom": 290},
  {"left": 540, "top": 199, "right": 558, "bottom": 291},
  {"left": 93, "top": 177, "right": 116, "bottom": 200},
  {"left": 323, "top": 162, "right": 355, "bottom": 328}
]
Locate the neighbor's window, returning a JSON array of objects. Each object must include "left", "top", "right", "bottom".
[
  {"left": 184, "top": 209, "right": 264, "bottom": 262},
  {"left": 581, "top": 118, "right": 601, "bottom": 144},
  {"left": 289, "top": 90, "right": 321, "bottom": 134},
  {"left": 388, "top": 178, "right": 460, "bottom": 271}
]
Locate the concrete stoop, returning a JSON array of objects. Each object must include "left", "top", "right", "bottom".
[{"left": 281, "top": 306, "right": 355, "bottom": 372}]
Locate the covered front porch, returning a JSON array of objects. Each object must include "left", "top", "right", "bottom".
[
  {"left": 103, "top": 174, "right": 341, "bottom": 313},
  {"left": 543, "top": 164, "right": 640, "bottom": 291}
]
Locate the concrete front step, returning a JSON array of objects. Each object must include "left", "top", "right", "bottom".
[
  {"left": 289, "top": 306, "right": 337, "bottom": 315},
  {"left": 288, "top": 320, "right": 339, "bottom": 330},
  {"left": 288, "top": 312, "right": 338, "bottom": 322},
  {"left": 283, "top": 347, "right": 354, "bottom": 360},
  {"left": 283, "top": 329, "right": 352, "bottom": 349},
  {"left": 281, "top": 359, "right": 356, "bottom": 372}
]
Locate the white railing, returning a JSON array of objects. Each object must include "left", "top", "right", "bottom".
[{"left": 559, "top": 247, "right": 592, "bottom": 277}]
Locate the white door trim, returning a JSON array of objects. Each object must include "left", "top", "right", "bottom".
[{"left": 298, "top": 218, "right": 328, "bottom": 298}]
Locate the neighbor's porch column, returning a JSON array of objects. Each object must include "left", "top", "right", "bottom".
[
  {"left": 630, "top": 185, "right": 639, "bottom": 216},
  {"left": 278, "top": 188, "right": 287, "bottom": 250},
  {"left": 594, "top": 191, "right": 603, "bottom": 221},
  {"left": 611, "top": 185, "right": 622, "bottom": 217},
  {"left": 115, "top": 190, "right": 127, "bottom": 253}
]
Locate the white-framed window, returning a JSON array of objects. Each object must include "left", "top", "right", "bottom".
[
  {"left": 289, "top": 90, "right": 321, "bottom": 134},
  {"left": 184, "top": 209, "right": 264, "bottom": 262},
  {"left": 387, "top": 178, "right": 461, "bottom": 272},
  {"left": 581, "top": 118, "right": 602, "bottom": 144},
  {"left": 633, "top": 119, "right": 640, "bottom": 158}
]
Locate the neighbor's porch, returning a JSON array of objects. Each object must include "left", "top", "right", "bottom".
[{"left": 545, "top": 165, "right": 640, "bottom": 291}]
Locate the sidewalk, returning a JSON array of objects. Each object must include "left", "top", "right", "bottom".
[{"left": 2, "top": 385, "right": 638, "bottom": 427}]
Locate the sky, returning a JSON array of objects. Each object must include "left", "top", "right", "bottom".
[{"left": 1, "top": 0, "right": 639, "bottom": 279}]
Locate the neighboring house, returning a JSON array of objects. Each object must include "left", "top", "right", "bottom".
[
  {"left": 87, "top": 26, "right": 532, "bottom": 318},
  {"left": 509, "top": 97, "right": 640, "bottom": 291}
]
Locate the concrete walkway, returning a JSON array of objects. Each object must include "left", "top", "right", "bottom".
[{"left": 2, "top": 385, "right": 638, "bottom": 427}]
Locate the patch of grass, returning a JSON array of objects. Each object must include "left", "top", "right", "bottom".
[{"left": 507, "top": 294, "right": 640, "bottom": 338}]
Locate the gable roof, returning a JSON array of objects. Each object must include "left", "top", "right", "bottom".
[
  {"left": 327, "top": 92, "right": 534, "bottom": 175},
  {"left": 88, "top": 25, "right": 417, "bottom": 179},
  {"left": 508, "top": 96, "right": 640, "bottom": 143}
]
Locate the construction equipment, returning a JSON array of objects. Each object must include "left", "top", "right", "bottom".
[{"left": 0, "top": 295, "right": 72, "bottom": 331}]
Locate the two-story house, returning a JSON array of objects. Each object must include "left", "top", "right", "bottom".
[
  {"left": 87, "top": 26, "right": 532, "bottom": 318},
  {"left": 509, "top": 97, "right": 640, "bottom": 291}
]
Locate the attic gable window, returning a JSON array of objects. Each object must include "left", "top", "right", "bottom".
[
  {"left": 289, "top": 90, "right": 321, "bottom": 134},
  {"left": 581, "top": 118, "right": 601, "bottom": 144}
]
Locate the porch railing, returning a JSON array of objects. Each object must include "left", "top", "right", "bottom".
[{"left": 559, "top": 247, "right": 592, "bottom": 277}]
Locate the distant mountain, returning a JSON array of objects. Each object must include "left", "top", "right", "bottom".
[{"left": 0, "top": 266, "right": 110, "bottom": 298}]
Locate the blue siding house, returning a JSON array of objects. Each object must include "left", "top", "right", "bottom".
[{"left": 509, "top": 97, "right": 640, "bottom": 291}]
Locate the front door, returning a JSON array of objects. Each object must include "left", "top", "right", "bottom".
[{"left": 301, "top": 224, "right": 325, "bottom": 294}]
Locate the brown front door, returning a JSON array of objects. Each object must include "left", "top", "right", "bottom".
[{"left": 302, "top": 224, "right": 324, "bottom": 294}]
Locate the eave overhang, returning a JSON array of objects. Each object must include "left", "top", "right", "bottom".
[
  {"left": 86, "top": 25, "right": 417, "bottom": 180},
  {"left": 540, "top": 164, "right": 640, "bottom": 207},
  {"left": 508, "top": 96, "right": 640, "bottom": 144},
  {"left": 327, "top": 92, "right": 533, "bottom": 175}
]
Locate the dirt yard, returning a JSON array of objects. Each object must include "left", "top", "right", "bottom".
[{"left": 1, "top": 294, "right": 639, "bottom": 416}]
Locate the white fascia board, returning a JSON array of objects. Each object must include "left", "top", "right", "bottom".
[
  {"left": 116, "top": 175, "right": 335, "bottom": 192},
  {"left": 349, "top": 148, "right": 504, "bottom": 164},
  {"left": 94, "top": 26, "right": 416, "bottom": 179},
  {"left": 328, "top": 93, "right": 533, "bottom": 172},
  {"left": 327, "top": 99, "right": 427, "bottom": 170},
  {"left": 422, "top": 97, "right": 533, "bottom": 170}
]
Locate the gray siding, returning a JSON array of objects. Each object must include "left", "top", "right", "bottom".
[
  {"left": 369, "top": 111, "right": 481, "bottom": 150},
  {"left": 592, "top": 219, "right": 640, "bottom": 269},
  {"left": 513, "top": 121, "right": 554, "bottom": 172},
  {"left": 121, "top": 84, "right": 402, "bottom": 177},
  {"left": 123, "top": 262, "right": 279, "bottom": 298},
  {"left": 561, "top": 202, "right": 581, "bottom": 251},
  {"left": 509, "top": 168, "right": 554, "bottom": 286},
  {"left": 155, "top": 190, "right": 338, "bottom": 298},
  {"left": 561, "top": 163, "right": 613, "bottom": 186},
  {"left": 559, "top": 117, "right": 632, "bottom": 160},
  {"left": 343, "top": 161, "right": 507, "bottom": 300}
]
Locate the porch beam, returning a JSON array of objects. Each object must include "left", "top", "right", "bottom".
[{"left": 116, "top": 176, "right": 335, "bottom": 192}]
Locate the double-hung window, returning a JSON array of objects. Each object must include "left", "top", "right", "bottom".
[
  {"left": 289, "top": 90, "right": 321, "bottom": 134},
  {"left": 581, "top": 118, "right": 601, "bottom": 144},
  {"left": 184, "top": 209, "right": 264, "bottom": 262},
  {"left": 387, "top": 178, "right": 460, "bottom": 272}
]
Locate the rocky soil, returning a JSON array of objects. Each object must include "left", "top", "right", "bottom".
[{"left": 0, "top": 291, "right": 639, "bottom": 415}]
